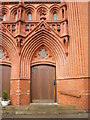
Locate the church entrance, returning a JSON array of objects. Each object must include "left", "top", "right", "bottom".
[
  {"left": 31, "top": 65, "right": 56, "bottom": 103},
  {"left": 0, "top": 65, "right": 11, "bottom": 98}
]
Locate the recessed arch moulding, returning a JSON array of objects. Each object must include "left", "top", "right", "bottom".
[
  {"left": 0, "top": 46, "right": 11, "bottom": 66},
  {"left": 1, "top": 1, "right": 69, "bottom": 106},
  {"left": 0, "top": 30, "right": 20, "bottom": 105},
  {"left": 19, "top": 29, "right": 66, "bottom": 105}
]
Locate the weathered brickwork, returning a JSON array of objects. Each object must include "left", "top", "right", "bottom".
[{"left": 0, "top": 1, "right": 88, "bottom": 110}]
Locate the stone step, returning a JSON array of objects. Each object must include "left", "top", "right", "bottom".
[
  {"left": 1, "top": 104, "right": 76, "bottom": 110},
  {"left": 0, "top": 104, "right": 88, "bottom": 115},
  {"left": 2, "top": 109, "right": 87, "bottom": 115}
]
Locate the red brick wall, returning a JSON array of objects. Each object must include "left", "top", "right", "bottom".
[
  {"left": 57, "top": 78, "right": 88, "bottom": 110},
  {"left": 1, "top": 1, "right": 88, "bottom": 110},
  {"left": 56, "top": 2, "right": 88, "bottom": 110}
]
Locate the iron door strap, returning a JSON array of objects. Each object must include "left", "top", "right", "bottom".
[{"left": 54, "top": 80, "right": 56, "bottom": 85}]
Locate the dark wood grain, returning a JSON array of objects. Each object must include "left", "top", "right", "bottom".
[{"left": 31, "top": 65, "right": 55, "bottom": 103}]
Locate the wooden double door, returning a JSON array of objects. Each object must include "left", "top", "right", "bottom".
[
  {"left": 0, "top": 65, "right": 11, "bottom": 98},
  {"left": 31, "top": 65, "right": 56, "bottom": 103}
]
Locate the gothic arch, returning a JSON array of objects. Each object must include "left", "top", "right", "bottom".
[
  {"left": 36, "top": 5, "right": 48, "bottom": 20},
  {"left": 25, "top": 5, "right": 35, "bottom": 21},
  {"left": 10, "top": 5, "right": 18, "bottom": 21},
  {"left": 0, "top": 46, "right": 11, "bottom": 66},
  {"left": 49, "top": 4, "right": 60, "bottom": 20},
  {"left": 49, "top": 4, "right": 60, "bottom": 11},
  {"left": 10, "top": 5, "right": 17, "bottom": 13},
  {"left": 2, "top": 6, "right": 9, "bottom": 21},
  {"left": 25, "top": 4, "right": 35, "bottom": 9},
  {"left": 20, "top": 29, "right": 66, "bottom": 79},
  {"left": 2, "top": 5, "right": 9, "bottom": 13},
  {"left": 0, "top": 31, "right": 19, "bottom": 79},
  {"left": 36, "top": 4, "right": 48, "bottom": 10},
  {"left": 31, "top": 45, "right": 56, "bottom": 66}
]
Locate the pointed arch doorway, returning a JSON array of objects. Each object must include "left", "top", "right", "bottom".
[
  {"left": 0, "top": 48, "right": 11, "bottom": 98},
  {"left": 31, "top": 46, "right": 56, "bottom": 103}
]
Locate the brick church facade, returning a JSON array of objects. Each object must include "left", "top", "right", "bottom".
[{"left": 0, "top": 0, "right": 88, "bottom": 110}]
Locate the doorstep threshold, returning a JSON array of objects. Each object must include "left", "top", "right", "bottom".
[{"left": 30, "top": 103, "right": 58, "bottom": 105}]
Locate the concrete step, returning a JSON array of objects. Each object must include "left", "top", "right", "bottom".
[
  {"left": 1, "top": 104, "right": 76, "bottom": 110},
  {"left": 0, "top": 104, "right": 88, "bottom": 115}
]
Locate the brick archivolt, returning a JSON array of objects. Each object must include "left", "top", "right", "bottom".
[
  {"left": 0, "top": 31, "right": 19, "bottom": 79},
  {"left": 20, "top": 29, "right": 66, "bottom": 79},
  {"left": 25, "top": 5, "right": 35, "bottom": 21},
  {"left": 2, "top": 6, "right": 9, "bottom": 21},
  {"left": 36, "top": 4, "right": 48, "bottom": 20},
  {"left": 36, "top": 4, "right": 48, "bottom": 10},
  {"left": 49, "top": 5, "right": 60, "bottom": 20},
  {"left": 31, "top": 45, "right": 56, "bottom": 66},
  {"left": 2, "top": 6, "right": 9, "bottom": 13},
  {"left": 1, "top": 24, "right": 15, "bottom": 41},
  {"left": 10, "top": 5, "right": 18, "bottom": 21},
  {"left": 0, "top": 46, "right": 11, "bottom": 66},
  {"left": 25, "top": 4, "right": 35, "bottom": 11},
  {"left": 49, "top": 4, "right": 60, "bottom": 13}
]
